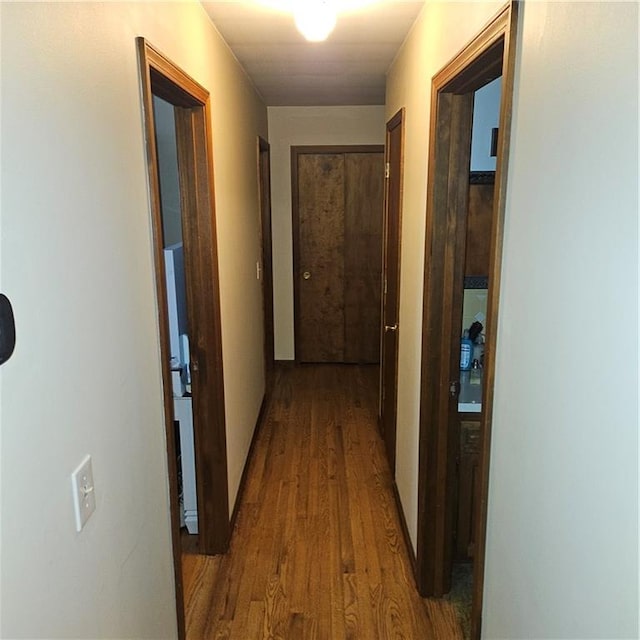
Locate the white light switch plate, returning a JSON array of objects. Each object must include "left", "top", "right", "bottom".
[{"left": 71, "top": 455, "right": 96, "bottom": 532}]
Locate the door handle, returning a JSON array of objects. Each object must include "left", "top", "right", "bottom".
[
  {"left": 0, "top": 294, "right": 16, "bottom": 365},
  {"left": 384, "top": 323, "right": 398, "bottom": 332},
  {"left": 303, "top": 271, "right": 311, "bottom": 280},
  {"left": 449, "top": 380, "right": 460, "bottom": 398}
]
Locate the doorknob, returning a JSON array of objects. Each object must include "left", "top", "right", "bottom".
[
  {"left": 384, "top": 323, "right": 398, "bottom": 332},
  {"left": 303, "top": 271, "right": 311, "bottom": 280},
  {"left": 0, "top": 294, "right": 16, "bottom": 365}
]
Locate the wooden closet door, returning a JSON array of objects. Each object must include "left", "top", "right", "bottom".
[
  {"left": 297, "top": 153, "right": 346, "bottom": 362},
  {"left": 294, "top": 147, "right": 383, "bottom": 364}
]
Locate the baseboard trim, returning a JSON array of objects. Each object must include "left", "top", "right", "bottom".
[
  {"left": 391, "top": 480, "right": 418, "bottom": 582},
  {"left": 229, "top": 392, "right": 268, "bottom": 533}
]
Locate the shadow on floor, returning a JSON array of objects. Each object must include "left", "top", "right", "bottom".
[{"left": 445, "top": 563, "right": 473, "bottom": 640}]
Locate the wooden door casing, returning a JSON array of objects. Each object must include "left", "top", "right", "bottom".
[
  {"left": 293, "top": 146, "right": 384, "bottom": 364},
  {"left": 138, "top": 37, "right": 232, "bottom": 640}
]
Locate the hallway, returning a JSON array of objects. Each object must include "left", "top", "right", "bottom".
[{"left": 182, "top": 364, "right": 463, "bottom": 639}]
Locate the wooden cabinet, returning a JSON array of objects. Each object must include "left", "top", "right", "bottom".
[
  {"left": 455, "top": 417, "right": 481, "bottom": 560},
  {"left": 464, "top": 180, "right": 494, "bottom": 277}
]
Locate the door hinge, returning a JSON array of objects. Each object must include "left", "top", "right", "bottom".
[{"left": 385, "top": 162, "right": 390, "bottom": 179}]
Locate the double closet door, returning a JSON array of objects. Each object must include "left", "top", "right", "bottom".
[{"left": 292, "top": 146, "right": 384, "bottom": 363}]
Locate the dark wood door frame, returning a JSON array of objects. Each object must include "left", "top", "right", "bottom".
[
  {"left": 291, "top": 145, "right": 385, "bottom": 363},
  {"left": 415, "top": 4, "right": 518, "bottom": 639},
  {"left": 137, "top": 38, "right": 231, "bottom": 639},
  {"left": 258, "top": 137, "right": 275, "bottom": 389},
  {"left": 380, "top": 109, "right": 405, "bottom": 474}
]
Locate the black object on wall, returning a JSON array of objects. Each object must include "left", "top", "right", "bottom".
[
  {"left": 0, "top": 294, "right": 16, "bottom": 365},
  {"left": 490, "top": 127, "right": 499, "bottom": 157}
]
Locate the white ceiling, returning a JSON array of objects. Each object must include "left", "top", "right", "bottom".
[{"left": 200, "top": 1, "right": 425, "bottom": 106}]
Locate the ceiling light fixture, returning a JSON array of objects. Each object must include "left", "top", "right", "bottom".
[{"left": 293, "top": 1, "right": 337, "bottom": 42}]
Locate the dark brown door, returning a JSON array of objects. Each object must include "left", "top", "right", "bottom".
[
  {"left": 258, "top": 138, "right": 274, "bottom": 387},
  {"left": 296, "top": 151, "right": 345, "bottom": 362},
  {"left": 380, "top": 109, "right": 404, "bottom": 473},
  {"left": 423, "top": 89, "right": 474, "bottom": 598},
  {"left": 292, "top": 146, "right": 384, "bottom": 364}
]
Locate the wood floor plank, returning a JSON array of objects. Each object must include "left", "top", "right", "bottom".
[{"left": 182, "top": 364, "right": 463, "bottom": 639}]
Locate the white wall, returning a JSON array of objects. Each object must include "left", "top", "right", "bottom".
[
  {"left": 153, "top": 96, "right": 183, "bottom": 248},
  {"left": 267, "top": 106, "right": 386, "bottom": 360},
  {"left": 470, "top": 77, "right": 501, "bottom": 171},
  {"left": 0, "top": 2, "right": 267, "bottom": 638},
  {"left": 483, "top": 3, "right": 638, "bottom": 638},
  {"left": 387, "top": 1, "right": 638, "bottom": 638}
]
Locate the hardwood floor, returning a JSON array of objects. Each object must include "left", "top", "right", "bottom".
[{"left": 182, "top": 364, "right": 463, "bottom": 639}]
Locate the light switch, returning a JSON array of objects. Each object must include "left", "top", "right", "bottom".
[{"left": 71, "top": 455, "right": 96, "bottom": 532}]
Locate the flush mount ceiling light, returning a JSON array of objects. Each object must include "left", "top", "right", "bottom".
[
  {"left": 254, "top": 0, "right": 378, "bottom": 42},
  {"left": 293, "top": 1, "right": 337, "bottom": 42}
]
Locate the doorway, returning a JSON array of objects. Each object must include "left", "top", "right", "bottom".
[
  {"left": 152, "top": 94, "right": 201, "bottom": 541},
  {"left": 291, "top": 145, "right": 384, "bottom": 363},
  {"left": 137, "top": 38, "right": 231, "bottom": 639},
  {"left": 415, "top": 4, "right": 518, "bottom": 639}
]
